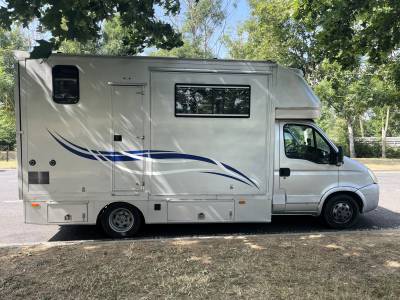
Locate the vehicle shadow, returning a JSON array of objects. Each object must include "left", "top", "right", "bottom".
[{"left": 48, "top": 206, "right": 400, "bottom": 242}]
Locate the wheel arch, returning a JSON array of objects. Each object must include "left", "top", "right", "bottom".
[{"left": 318, "top": 187, "right": 365, "bottom": 215}]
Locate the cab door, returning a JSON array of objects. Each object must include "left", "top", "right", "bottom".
[{"left": 279, "top": 122, "right": 339, "bottom": 212}]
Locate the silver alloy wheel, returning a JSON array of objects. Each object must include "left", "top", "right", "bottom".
[
  {"left": 108, "top": 207, "right": 135, "bottom": 233},
  {"left": 332, "top": 202, "right": 353, "bottom": 224}
]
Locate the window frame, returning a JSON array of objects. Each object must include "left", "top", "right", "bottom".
[
  {"left": 174, "top": 83, "right": 251, "bottom": 118},
  {"left": 283, "top": 123, "right": 336, "bottom": 165},
  {"left": 52, "top": 65, "right": 80, "bottom": 104}
]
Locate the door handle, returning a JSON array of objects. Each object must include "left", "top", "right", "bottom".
[
  {"left": 114, "top": 135, "right": 122, "bottom": 142},
  {"left": 279, "top": 168, "right": 291, "bottom": 177}
]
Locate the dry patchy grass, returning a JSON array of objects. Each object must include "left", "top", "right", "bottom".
[
  {"left": 0, "top": 231, "right": 399, "bottom": 299},
  {"left": 0, "top": 160, "right": 16, "bottom": 169},
  {"left": 355, "top": 158, "right": 400, "bottom": 171}
]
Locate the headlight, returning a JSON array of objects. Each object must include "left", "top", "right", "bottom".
[{"left": 367, "top": 168, "right": 378, "bottom": 184}]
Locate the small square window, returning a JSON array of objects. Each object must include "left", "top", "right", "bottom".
[{"left": 52, "top": 65, "right": 79, "bottom": 104}]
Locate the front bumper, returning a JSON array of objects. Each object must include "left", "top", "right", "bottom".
[{"left": 358, "top": 183, "right": 379, "bottom": 213}]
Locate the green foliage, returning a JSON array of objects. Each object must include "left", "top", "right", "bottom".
[
  {"left": 226, "top": 0, "right": 319, "bottom": 79},
  {"left": 355, "top": 142, "right": 400, "bottom": 159},
  {"left": 317, "top": 106, "right": 349, "bottom": 154},
  {"left": 101, "top": 16, "right": 132, "bottom": 56},
  {"left": 354, "top": 142, "right": 382, "bottom": 158},
  {"left": 0, "top": 109, "right": 15, "bottom": 146},
  {"left": 0, "top": 1, "right": 183, "bottom": 58},
  {"left": 152, "top": 0, "right": 226, "bottom": 58},
  {"left": 152, "top": 40, "right": 214, "bottom": 58},
  {"left": 0, "top": 28, "right": 28, "bottom": 146},
  {"left": 58, "top": 39, "right": 99, "bottom": 55},
  {"left": 295, "top": 0, "right": 400, "bottom": 67},
  {"left": 314, "top": 60, "right": 372, "bottom": 121}
]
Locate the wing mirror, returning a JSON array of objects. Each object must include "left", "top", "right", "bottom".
[{"left": 336, "top": 146, "right": 344, "bottom": 165}]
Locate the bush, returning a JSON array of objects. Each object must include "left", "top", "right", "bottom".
[
  {"left": 386, "top": 147, "right": 400, "bottom": 159},
  {"left": 355, "top": 142, "right": 381, "bottom": 158},
  {"left": 355, "top": 142, "right": 400, "bottom": 158}
]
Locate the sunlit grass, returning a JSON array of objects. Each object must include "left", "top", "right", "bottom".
[
  {"left": 355, "top": 158, "right": 400, "bottom": 171},
  {"left": 0, "top": 160, "right": 16, "bottom": 169}
]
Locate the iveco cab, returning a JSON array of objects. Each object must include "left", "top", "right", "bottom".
[{"left": 14, "top": 53, "right": 379, "bottom": 237}]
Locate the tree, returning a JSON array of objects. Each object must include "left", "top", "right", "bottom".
[
  {"left": 0, "top": 1, "right": 183, "bottom": 58},
  {"left": 152, "top": 0, "right": 228, "bottom": 58},
  {"left": 0, "top": 28, "right": 28, "bottom": 146},
  {"left": 226, "top": 0, "right": 320, "bottom": 81},
  {"left": 314, "top": 60, "right": 373, "bottom": 157},
  {"left": 368, "top": 64, "right": 400, "bottom": 158},
  {"left": 295, "top": 0, "right": 400, "bottom": 67},
  {"left": 58, "top": 16, "right": 131, "bottom": 56}
]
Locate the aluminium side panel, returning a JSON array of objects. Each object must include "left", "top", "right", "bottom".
[
  {"left": 149, "top": 70, "right": 271, "bottom": 196},
  {"left": 22, "top": 57, "right": 112, "bottom": 198}
]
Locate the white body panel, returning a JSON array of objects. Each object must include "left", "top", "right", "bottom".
[{"left": 15, "top": 54, "right": 378, "bottom": 226}]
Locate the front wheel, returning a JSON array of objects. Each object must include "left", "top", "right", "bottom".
[
  {"left": 322, "top": 194, "right": 360, "bottom": 229},
  {"left": 101, "top": 203, "right": 142, "bottom": 238}
]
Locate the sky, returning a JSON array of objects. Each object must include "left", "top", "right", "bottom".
[{"left": 219, "top": 0, "right": 251, "bottom": 57}]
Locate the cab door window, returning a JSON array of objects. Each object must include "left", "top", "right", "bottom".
[{"left": 283, "top": 124, "right": 331, "bottom": 164}]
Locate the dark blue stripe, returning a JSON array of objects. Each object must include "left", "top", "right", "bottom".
[
  {"left": 221, "top": 162, "right": 259, "bottom": 188},
  {"left": 100, "top": 150, "right": 175, "bottom": 155},
  {"left": 55, "top": 132, "right": 91, "bottom": 153},
  {"left": 143, "top": 153, "right": 217, "bottom": 165},
  {"left": 49, "top": 131, "right": 97, "bottom": 160},
  {"left": 202, "top": 172, "right": 251, "bottom": 186},
  {"left": 107, "top": 155, "right": 139, "bottom": 162},
  {"left": 55, "top": 132, "right": 174, "bottom": 156},
  {"left": 92, "top": 150, "right": 108, "bottom": 161}
]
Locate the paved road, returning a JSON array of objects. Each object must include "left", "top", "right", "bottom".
[{"left": 0, "top": 169, "right": 399, "bottom": 244}]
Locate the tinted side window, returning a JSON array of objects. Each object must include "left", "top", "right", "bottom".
[
  {"left": 52, "top": 65, "right": 79, "bottom": 104},
  {"left": 284, "top": 124, "right": 331, "bottom": 164},
  {"left": 175, "top": 84, "right": 250, "bottom": 117}
]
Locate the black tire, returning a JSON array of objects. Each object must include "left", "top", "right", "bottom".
[
  {"left": 322, "top": 194, "right": 360, "bottom": 229},
  {"left": 100, "top": 203, "right": 142, "bottom": 238}
]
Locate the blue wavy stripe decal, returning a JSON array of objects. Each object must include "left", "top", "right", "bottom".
[
  {"left": 142, "top": 153, "right": 217, "bottom": 165},
  {"left": 55, "top": 133, "right": 173, "bottom": 156},
  {"left": 221, "top": 162, "right": 259, "bottom": 188},
  {"left": 108, "top": 155, "right": 139, "bottom": 162},
  {"left": 49, "top": 131, "right": 258, "bottom": 188},
  {"left": 49, "top": 131, "right": 97, "bottom": 160},
  {"left": 201, "top": 172, "right": 251, "bottom": 186},
  {"left": 54, "top": 132, "right": 91, "bottom": 153}
]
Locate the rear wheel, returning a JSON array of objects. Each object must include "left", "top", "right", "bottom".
[
  {"left": 323, "top": 194, "right": 360, "bottom": 229},
  {"left": 100, "top": 203, "right": 142, "bottom": 238}
]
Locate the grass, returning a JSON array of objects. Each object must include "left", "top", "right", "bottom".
[
  {"left": 355, "top": 158, "right": 400, "bottom": 171},
  {"left": 0, "top": 230, "right": 399, "bottom": 299},
  {"left": 0, "top": 160, "right": 16, "bottom": 169}
]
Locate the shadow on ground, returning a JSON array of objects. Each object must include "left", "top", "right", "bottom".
[{"left": 48, "top": 206, "right": 400, "bottom": 242}]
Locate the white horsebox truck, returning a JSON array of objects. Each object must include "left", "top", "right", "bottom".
[{"left": 14, "top": 53, "right": 379, "bottom": 238}]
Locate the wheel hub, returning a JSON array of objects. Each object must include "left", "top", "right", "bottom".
[
  {"left": 332, "top": 202, "right": 353, "bottom": 224},
  {"left": 109, "top": 208, "right": 135, "bottom": 233}
]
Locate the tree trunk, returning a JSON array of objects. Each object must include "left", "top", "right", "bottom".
[
  {"left": 347, "top": 118, "right": 356, "bottom": 158},
  {"left": 359, "top": 117, "right": 364, "bottom": 138},
  {"left": 381, "top": 106, "right": 390, "bottom": 159}
]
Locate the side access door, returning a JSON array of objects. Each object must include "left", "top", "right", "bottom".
[
  {"left": 278, "top": 122, "right": 339, "bottom": 212},
  {"left": 111, "top": 84, "right": 145, "bottom": 193}
]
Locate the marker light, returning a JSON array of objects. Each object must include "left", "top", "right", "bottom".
[{"left": 31, "top": 203, "right": 41, "bottom": 207}]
